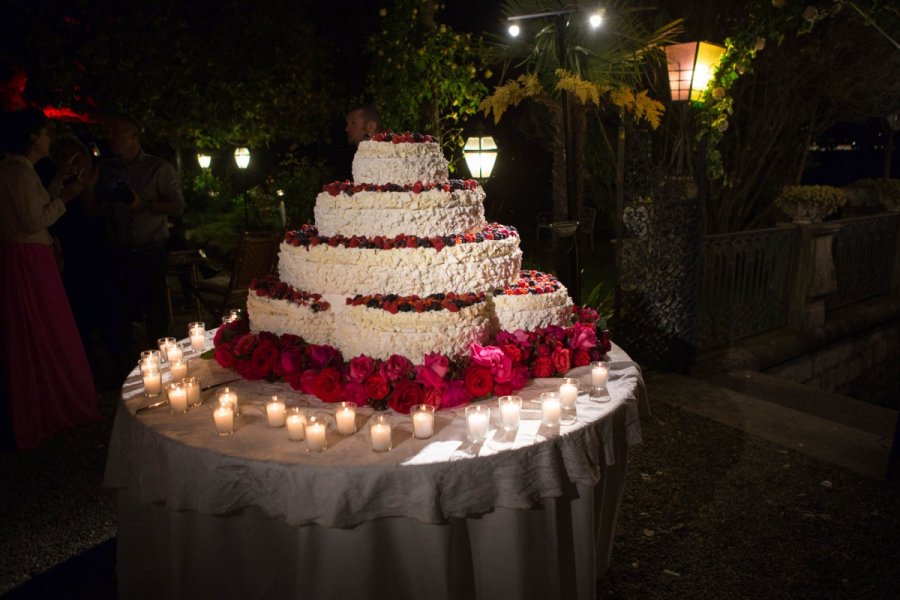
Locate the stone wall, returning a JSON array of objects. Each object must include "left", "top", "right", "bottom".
[{"left": 765, "top": 320, "right": 900, "bottom": 405}]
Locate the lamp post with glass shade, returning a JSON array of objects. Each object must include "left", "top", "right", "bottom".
[
  {"left": 197, "top": 153, "right": 212, "bottom": 169},
  {"left": 234, "top": 147, "right": 251, "bottom": 228},
  {"left": 463, "top": 135, "right": 498, "bottom": 180},
  {"left": 505, "top": 7, "right": 604, "bottom": 304}
]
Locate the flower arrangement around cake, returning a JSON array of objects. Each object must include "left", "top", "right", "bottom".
[{"left": 211, "top": 305, "right": 611, "bottom": 414}]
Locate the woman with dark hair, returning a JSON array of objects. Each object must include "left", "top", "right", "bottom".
[{"left": 0, "top": 107, "right": 99, "bottom": 449}]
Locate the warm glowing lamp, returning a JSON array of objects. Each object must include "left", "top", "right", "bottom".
[
  {"left": 463, "top": 136, "right": 498, "bottom": 180},
  {"left": 508, "top": 24, "right": 520, "bottom": 37},
  {"left": 233, "top": 147, "right": 251, "bottom": 169},
  {"left": 197, "top": 153, "right": 212, "bottom": 169},
  {"left": 588, "top": 10, "right": 604, "bottom": 28},
  {"left": 665, "top": 41, "right": 726, "bottom": 102}
]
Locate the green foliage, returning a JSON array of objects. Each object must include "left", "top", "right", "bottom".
[
  {"left": 853, "top": 178, "right": 900, "bottom": 197},
  {"left": 365, "top": 0, "right": 489, "bottom": 167},
  {"left": 583, "top": 282, "right": 614, "bottom": 328},
  {"left": 775, "top": 184, "right": 847, "bottom": 221}
]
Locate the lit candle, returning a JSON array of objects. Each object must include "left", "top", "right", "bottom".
[
  {"left": 166, "top": 342, "right": 183, "bottom": 363},
  {"left": 369, "top": 414, "right": 392, "bottom": 452},
  {"left": 266, "top": 396, "right": 287, "bottom": 428},
  {"left": 286, "top": 410, "right": 307, "bottom": 441},
  {"left": 306, "top": 415, "right": 328, "bottom": 452},
  {"left": 213, "top": 405, "right": 234, "bottom": 435},
  {"left": 141, "top": 362, "right": 162, "bottom": 397},
  {"left": 217, "top": 387, "right": 239, "bottom": 416},
  {"left": 541, "top": 392, "right": 561, "bottom": 427},
  {"left": 499, "top": 396, "right": 522, "bottom": 432},
  {"left": 411, "top": 404, "right": 435, "bottom": 439},
  {"left": 559, "top": 379, "right": 578, "bottom": 409},
  {"left": 335, "top": 402, "right": 357, "bottom": 436},
  {"left": 170, "top": 358, "right": 188, "bottom": 380},
  {"left": 167, "top": 383, "right": 188, "bottom": 413},
  {"left": 140, "top": 350, "right": 161, "bottom": 365},
  {"left": 184, "top": 377, "right": 201, "bottom": 406},
  {"left": 465, "top": 405, "right": 490, "bottom": 443},
  {"left": 591, "top": 362, "right": 609, "bottom": 390},
  {"left": 157, "top": 337, "right": 175, "bottom": 361},
  {"left": 188, "top": 322, "right": 206, "bottom": 352}
]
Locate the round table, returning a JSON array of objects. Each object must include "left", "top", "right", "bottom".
[{"left": 104, "top": 342, "right": 647, "bottom": 600}]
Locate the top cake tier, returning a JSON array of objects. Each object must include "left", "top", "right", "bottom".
[{"left": 352, "top": 138, "right": 449, "bottom": 185}]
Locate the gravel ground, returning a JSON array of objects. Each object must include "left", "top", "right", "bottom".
[{"left": 1, "top": 365, "right": 897, "bottom": 598}]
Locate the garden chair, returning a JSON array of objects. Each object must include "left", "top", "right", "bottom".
[{"left": 194, "top": 231, "right": 282, "bottom": 322}]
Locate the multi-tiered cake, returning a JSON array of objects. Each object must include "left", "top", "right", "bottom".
[{"left": 247, "top": 133, "right": 572, "bottom": 363}]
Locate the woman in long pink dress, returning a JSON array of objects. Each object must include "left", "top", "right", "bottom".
[{"left": 0, "top": 107, "right": 99, "bottom": 449}]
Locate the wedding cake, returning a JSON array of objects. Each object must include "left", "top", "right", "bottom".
[{"left": 247, "top": 133, "right": 573, "bottom": 363}]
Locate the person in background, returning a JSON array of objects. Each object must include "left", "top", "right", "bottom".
[
  {"left": 345, "top": 105, "right": 380, "bottom": 145},
  {"left": 98, "top": 113, "right": 184, "bottom": 349},
  {"left": 0, "top": 107, "right": 99, "bottom": 449}
]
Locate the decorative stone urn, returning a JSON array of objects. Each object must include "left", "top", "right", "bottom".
[{"left": 775, "top": 185, "right": 847, "bottom": 224}]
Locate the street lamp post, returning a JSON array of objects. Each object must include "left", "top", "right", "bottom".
[
  {"left": 463, "top": 134, "right": 498, "bottom": 180},
  {"left": 234, "top": 147, "right": 251, "bottom": 228}
]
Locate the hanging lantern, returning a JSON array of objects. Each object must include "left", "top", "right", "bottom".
[
  {"left": 463, "top": 136, "right": 498, "bottom": 180},
  {"left": 665, "top": 42, "right": 726, "bottom": 102},
  {"left": 233, "top": 147, "right": 251, "bottom": 169},
  {"left": 197, "top": 153, "right": 212, "bottom": 169}
]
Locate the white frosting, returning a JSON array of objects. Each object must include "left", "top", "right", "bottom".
[
  {"left": 334, "top": 302, "right": 492, "bottom": 363},
  {"left": 493, "top": 287, "right": 573, "bottom": 333},
  {"left": 314, "top": 187, "right": 486, "bottom": 237},
  {"left": 352, "top": 141, "right": 449, "bottom": 185},
  {"left": 247, "top": 294, "right": 334, "bottom": 346},
  {"left": 278, "top": 238, "right": 522, "bottom": 297}
]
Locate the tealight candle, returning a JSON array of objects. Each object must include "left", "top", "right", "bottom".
[
  {"left": 157, "top": 337, "right": 176, "bottom": 361},
  {"left": 140, "top": 350, "right": 161, "bottom": 365},
  {"left": 591, "top": 361, "right": 609, "bottom": 390},
  {"left": 217, "top": 387, "right": 239, "bottom": 416},
  {"left": 306, "top": 414, "right": 328, "bottom": 452},
  {"left": 184, "top": 376, "right": 201, "bottom": 406},
  {"left": 465, "top": 405, "right": 490, "bottom": 443},
  {"left": 411, "top": 404, "right": 435, "bottom": 439},
  {"left": 213, "top": 405, "right": 234, "bottom": 436},
  {"left": 188, "top": 322, "right": 206, "bottom": 352},
  {"left": 286, "top": 407, "right": 307, "bottom": 441},
  {"left": 335, "top": 401, "right": 357, "bottom": 436},
  {"left": 369, "top": 414, "right": 392, "bottom": 452},
  {"left": 166, "top": 342, "right": 183, "bottom": 363},
  {"left": 170, "top": 358, "right": 188, "bottom": 380},
  {"left": 559, "top": 378, "right": 578, "bottom": 409},
  {"left": 166, "top": 382, "right": 188, "bottom": 413},
  {"left": 141, "top": 361, "right": 162, "bottom": 397},
  {"left": 498, "top": 396, "right": 522, "bottom": 432},
  {"left": 266, "top": 396, "right": 287, "bottom": 428},
  {"left": 540, "top": 392, "right": 562, "bottom": 427}
]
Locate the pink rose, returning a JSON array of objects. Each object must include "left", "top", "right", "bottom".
[
  {"left": 380, "top": 354, "right": 413, "bottom": 382},
  {"left": 551, "top": 346, "right": 571, "bottom": 375},
  {"left": 423, "top": 352, "right": 450, "bottom": 378},
  {"left": 470, "top": 343, "right": 505, "bottom": 368},
  {"left": 348, "top": 355, "right": 375, "bottom": 383},
  {"left": 567, "top": 321, "right": 597, "bottom": 351},
  {"left": 441, "top": 380, "right": 472, "bottom": 409},
  {"left": 545, "top": 325, "right": 566, "bottom": 341},
  {"left": 415, "top": 364, "right": 448, "bottom": 391}
]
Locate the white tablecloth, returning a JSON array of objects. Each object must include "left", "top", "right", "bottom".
[{"left": 104, "top": 343, "right": 647, "bottom": 600}]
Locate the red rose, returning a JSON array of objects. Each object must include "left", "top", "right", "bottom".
[
  {"left": 247, "top": 339, "right": 279, "bottom": 379},
  {"left": 214, "top": 344, "right": 235, "bottom": 368},
  {"left": 388, "top": 380, "right": 424, "bottom": 414},
  {"left": 501, "top": 343, "right": 522, "bottom": 365},
  {"left": 532, "top": 356, "right": 553, "bottom": 378},
  {"left": 463, "top": 365, "right": 494, "bottom": 398},
  {"left": 314, "top": 368, "right": 342, "bottom": 403},
  {"left": 364, "top": 373, "right": 390, "bottom": 400},
  {"left": 233, "top": 333, "right": 259, "bottom": 358},
  {"left": 573, "top": 349, "right": 591, "bottom": 367},
  {"left": 551, "top": 346, "right": 571, "bottom": 375}
]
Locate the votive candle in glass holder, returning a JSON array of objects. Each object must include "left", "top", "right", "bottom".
[
  {"left": 411, "top": 404, "right": 435, "bottom": 439},
  {"left": 140, "top": 361, "right": 162, "bottom": 397},
  {"left": 498, "top": 396, "right": 522, "bottom": 432},
  {"left": 335, "top": 401, "right": 357, "bottom": 436},
  {"left": 188, "top": 322, "right": 206, "bottom": 352},
  {"left": 369, "top": 413, "right": 393, "bottom": 452},
  {"left": 558, "top": 378, "right": 579, "bottom": 423},
  {"left": 286, "top": 407, "right": 307, "bottom": 441},
  {"left": 166, "top": 381, "right": 189, "bottom": 414},
  {"left": 166, "top": 342, "right": 184, "bottom": 363},
  {"left": 305, "top": 414, "right": 328, "bottom": 452},
  {"left": 140, "top": 350, "right": 161, "bottom": 366},
  {"left": 213, "top": 404, "right": 234, "bottom": 436},
  {"left": 540, "top": 392, "right": 562, "bottom": 427},
  {"left": 217, "top": 387, "right": 240, "bottom": 416},
  {"left": 184, "top": 376, "right": 201, "bottom": 406},
  {"left": 266, "top": 395, "right": 287, "bottom": 428},
  {"left": 465, "top": 405, "right": 490, "bottom": 443},
  {"left": 157, "top": 337, "right": 176, "bottom": 362},
  {"left": 590, "top": 361, "right": 610, "bottom": 402},
  {"left": 169, "top": 358, "right": 188, "bottom": 380}
]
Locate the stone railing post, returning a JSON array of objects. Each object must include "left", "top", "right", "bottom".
[{"left": 788, "top": 222, "right": 842, "bottom": 331}]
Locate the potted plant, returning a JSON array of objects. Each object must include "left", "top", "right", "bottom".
[
  {"left": 775, "top": 185, "right": 847, "bottom": 224},
  {"left": 852, "top": 178, "right": 900, "bottom": 212}
]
